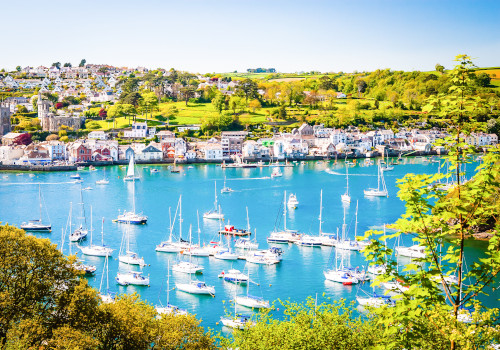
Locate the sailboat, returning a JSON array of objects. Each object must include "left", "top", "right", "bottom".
[
  {"left": 235, "top": 208, "right": 259, "bottom": 250},
  {"left": 203, "top": 181, "right": 224, "bottom": 220},
  {"left": 235, "top": 272, "right": 270, "bottom": 309},
  {"left": 267, "top": 191, "right": 300, "bottom": 244},
  {"left": 99, "top": 255, "right": 114, "bottom": 303},
  {"left": 80, "top": 213, "right": 114, "bottom": 257},
  {"left": 317, "top": 190, "right": 338, "bottom": 247},
  {"left": 219, "top": 269, "right": 249, "bottom": 285},
  {"left": 96, "top": 167, "right": 109, "bottom": 185},
  {"left": 119, "top": 224, "right": 146, "bottom": 266},
  {"left": 184, "top": 211, "right": 211, "bottom": 257},
  {"left": 367, "top": 224, "right": 388, "bottom": 275},
  {"left": 115, "top": 163, "right": 147, "bottom": 224},
  {"left": 356, "top": 284, "right": 395, "bottom": 308},
  {"left": 175, "top": 252, "right": 215, "bottom": 296},
  {"left": 123, "top": 155, "right": 140, "bottom": 181},
  {"left": 156, "top": 197, "right": 192, "bottom": 253},
  {"left": 69, "top": 187, "right": 88, "bottom": 241},
  {"left": 172, "top": 225, "right": 204, "bottom": 274},
  {"left": 221, "top": 176, "right": 234, "bottom": 193},
  {"left": 364, "top": 163, "right": 388, "bottom": 197},
  {"left": 381, "top": 149, "right": 394, "bottom": 171},
  {"left": 156, "top": 261, "right": 188, "bottom": 316},
  {"left": 221, "top": 289, "right": 255, "bottom": 329},
  {"left": 335, "top": 201, "right": 362, "bottom": 251},
  {"left": 341, "top": 163, "right": 351, "bottom": 204},
  {"left": 324, "top": 207, "right": 360, "bottom": 285},
  {"left": 21, "top": 184, "right": 52, "bottom": 232},
  {"left": 116, "top": 270, "right": 150, "bottom": 286},
  {"left": 62, "top": 206, "right": 96, "bottom": 275}
]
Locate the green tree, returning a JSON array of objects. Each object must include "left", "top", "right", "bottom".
[
  {"left": 51, "top": 62, "right": 61, "bottom": 69},
  {"left": 79, "top": 59, "right": 86, "bottom": 67},
  {"left": 435, "top": 63, "right": 445, "bottom": 74},
  {"left": 63, "top": 62, "right": 72, "bottom": 67},
  {"left": 362, "top": 55, "right": 500, "bottom": 350},
  {"left": 236, "top": 78, "right": 258, "bottom": 102},
  {"left": 179, "top": 86, "right": 196, "bottom": 106},
  {"left": 15, "top": 66, "right": 21, "bottom": 72},
  {"left": 211, "top": 92, "right": 226, "bottom": 114}
]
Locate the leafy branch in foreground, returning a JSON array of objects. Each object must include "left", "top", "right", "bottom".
[{"left": 362, "top": 55, "right": 500, "bottom": 350}]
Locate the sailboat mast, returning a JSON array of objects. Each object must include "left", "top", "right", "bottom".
[
  {"left": 90, "top": 206, "right": 93, "bottom": 246},
  {"left": 346, "top": 166, "right": 349, "bottom": 196},
  {"left": 167, "top": 260, "right": 170, "bottom": 306},
  {"left": 283, "top": 191, "right": 287, "bottom": 232},
  {"left": 319, "top": 189, "right": 323, "bottom": 234},
  {"left": 179, "top": 195, "right": 183, "bottom": 241},
  {"left": 39, "top": 184, "right": 42, "bottom": 222},
  {"left": 377, "top": 164, "right": 381, "bottom": 191},
  {"left": 169, "top": 207, "right": 172, "bottom": 241},
  {"left": 214, "top": 182, "right": 218, "bottom": 210},
  {"left": 355, "top": 200, "right": 358, "bottom": 238},
  {"left": 246, "top": 207, "right": 250, "bottom": 232}
]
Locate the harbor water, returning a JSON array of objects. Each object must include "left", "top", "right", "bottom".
[{"left": 1, "top": 157, "right": 498, "bottom": 330}]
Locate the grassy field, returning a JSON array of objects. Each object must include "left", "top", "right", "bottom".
[{"left": 476, "top": 68, "right": 500, "bottom": 80}]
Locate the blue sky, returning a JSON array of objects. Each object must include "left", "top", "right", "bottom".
[{"left": 3, "top": 0, "right": 499, "bottom": 73}]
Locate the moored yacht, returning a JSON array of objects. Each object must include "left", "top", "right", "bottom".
[
  {"left": 21, "top": 184, "right": 52, "bottom": 232},
  {"left": 176, "top": 280, "right": 215, "bottom": 295},
  {"left": 116, "top": 271, "right": 150, "bottom": 286}
]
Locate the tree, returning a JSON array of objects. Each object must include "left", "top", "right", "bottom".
[
  {"left": 79, "top": 59, "right": 86, "bottom": 67},
  {"left": 13, "top": 133, "right": 32, "bottom": 145},
  {"left": 179, "top": 86, "right": 196, "bottom": 106},
  {"left": 318, "top": 75, "right": 336, "bottom": 91},
  {"left": 63, "top": 62, "right": 72, "bottom": 68},
  {"left": 211, "top": 92, "right": 226, "bottom": 114},
  {"left": 98, "top": 108, "right": 107, "bottom": 120},
  {"left": 16, "top": 66, "right": 21, "bottom": 72},
  {"left": 248, "top": 99, "right": 262, "bottom": 113},
  {"left": 236, "top": 78, "right": 258, "bottom": 102},
  {"left": 163, "top": 105, "right": 178, "bottom": 126},
  {"left": 356, "top": 79, "right": 367, "bottom": 96},
  {"left": 141, "top": 91, "right": 159, "bottom": 120},
  {"left": 224, "top": 298, "right": 379, "bottom": 350},
  {"left": 363, "top": 55, "right": 500, "bottom": 350},
  {"left": 120, "top": 91, "right": 142, "bottom": 107},
  {"left": 51, "top": 62, "right": 61, "bottom": 69},
  {"left": 435, "top": 63, "right": 445, "bottom": 74},
  {"left": 475, "top": 72, "right": 491, "bottom": 87}
]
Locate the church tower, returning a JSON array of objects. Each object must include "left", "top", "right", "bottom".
[
  {"left": 0, "top": 103, "right": 12, "bottom": 136},
  {"left": 37, "top": 92, "right": 51, "bottom": 130}
]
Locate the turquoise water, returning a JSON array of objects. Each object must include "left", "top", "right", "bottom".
[{"left": 1, "top": 158, "right": 498, "bottom": 329}]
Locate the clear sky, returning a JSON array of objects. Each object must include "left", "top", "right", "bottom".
[{"left": 3, "top": 0, "right": 499, "bottom": 73}]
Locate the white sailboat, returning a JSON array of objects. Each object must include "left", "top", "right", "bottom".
[
  {"left": 156, "top": 261, "right": 188, "bottom": 316},
  {"left": 203, "top": 182, "right": 224, "bottom": 220},
  {"left": 235, "top": 273, "right": 270, "bottom": 309},
  {"left": 235, "top": 209, "right": 259, "bottom": 250},
  {"left": 270, "top": 167, "right": 282, "bottom": 178},
  {"left": 65, "top": 206, "right": 96, "bottom": 275},
  {"left": 116, "top": 270, "right": 150, "bottom": 286},
  {"left": 318, "top": 190, "right": 338, "bottom": 247},
  {"left": 96, "top": 167, "right": 109, "bottom": 185},
  {"left": 21, "top": 184, "right": 52, "bottom": 232},
  {"left": 341, "top": 163, "right": 351, "bottom": 204},
  {"left": 119, "top": 224, "right": 145, "bottom": 266},
  {"left": 123, "top": 156, "right": 140, "bottom": 181},
  {"left": 324, "top": 207, "right": 360, "bottom": 285},
  {"left": 69, "top": 187, "right": 88, "bottom": 242},
  {"left": 80, "top": 213, "right": 114, "bottom": 257},
  {"left": 221, "top": 288, "right": 255, "bottom": 329},
  {"left": 381, "top": 149, "right": 394, "bottom": 171},
  {"left": 367, "top": 224, "right": 388, "bottom": 275},
  {"left": 219, "top": 269, "right": 249, "bottom": 285},
  {"left": 267, "top": 191, "right": 300, "bottom": 244},
  {"left": 184, "top": 211, "right": 212, "bottom": 257},
  {"left": 220, "top": 176, "right": 234, "bottom": 193},
  {"left": 99, "top": 255, "right": 114, "bottom": 303},
  {"left": 335, "top": 201, "right": 362, "bottom": 251},
  {"left": 156, "top": 197, "right": 192, "bottom": 253},
  {"left": 364, "top": 163, "right": 388, "bottom": 197},
  {"left": 172, "top": 225, "right": 204, "bottom": 274},
  {"left": 115, "top": 161, "right": 147, "bottom": 224}
]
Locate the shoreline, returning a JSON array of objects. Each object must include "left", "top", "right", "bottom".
[{"left": 0, "top": 150, "right": 444, "bottom": 172}]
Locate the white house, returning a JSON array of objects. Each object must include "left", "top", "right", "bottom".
[
  {"left": 203, "top": 143, "right": 223, "bottom": 160},
  {"left": 136, "top": 144, "right": 162, "bottom": 161},
  {"left": 88, "top": 131, "right": 108, "bottom": 140},
  {"left": 124, "top": 122, "right": 149, "bottom": 138}
]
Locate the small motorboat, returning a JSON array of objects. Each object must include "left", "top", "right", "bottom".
[{"left": 287, "top": 193, "right": 299, "bottom": 209}]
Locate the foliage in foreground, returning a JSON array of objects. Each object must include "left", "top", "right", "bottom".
[{"left": 0, "top": 224, "right": 216, "bottom": 350}]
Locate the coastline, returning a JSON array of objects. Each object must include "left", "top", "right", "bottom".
[{"left": 0, "top": 150, "right": 442, "bottom": 172}]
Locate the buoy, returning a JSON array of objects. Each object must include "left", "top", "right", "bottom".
[{"left": 269, "top": 284, "right": 272, "bottom": 287}]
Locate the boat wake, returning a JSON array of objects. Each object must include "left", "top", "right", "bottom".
[
  {"left": 230, "top": 176, "right": 271, "bottom": 180},
  {"left": 325, "top": 169, "right": 375, "bottom": 176}
]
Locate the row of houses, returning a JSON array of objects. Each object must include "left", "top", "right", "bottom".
[{"left": 1, "top": 123, "right": 498, "bottom": 165}]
